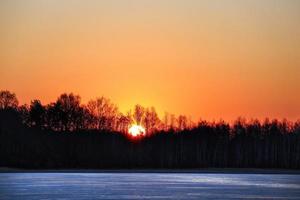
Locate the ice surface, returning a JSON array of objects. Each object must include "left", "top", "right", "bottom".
[{"left": 0, "top": 173, "right": 299, "bottom": 199}]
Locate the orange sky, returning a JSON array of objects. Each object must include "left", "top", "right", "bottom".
[{"left": 1, "top": 0, "right": 300, "bottom": 121}]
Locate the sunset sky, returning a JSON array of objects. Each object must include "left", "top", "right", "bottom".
[{"left": 1, "top": 0, "right": 299, "bottom": 121}]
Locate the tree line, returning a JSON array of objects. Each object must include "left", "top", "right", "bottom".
[
  {"left": 0, "top": 90, "right": 300, "bottom": 169},
  {"left": 1, "top": 91, "right": 192, "bottom": 134}
]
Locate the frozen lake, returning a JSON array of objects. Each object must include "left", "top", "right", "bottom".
[{"left": 0, "top": 173, "right": 300, "bottom": 199}]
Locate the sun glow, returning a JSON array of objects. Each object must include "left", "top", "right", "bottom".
[{"left": 128, "top": 124, "right": 146, "bottom": 137}]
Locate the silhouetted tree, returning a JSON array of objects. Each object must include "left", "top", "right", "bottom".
[
  {"left": 178, "top": 115, "right": 188, "bottom": 130},
  {"left": 87, "top": 97, "right": 118, "bottom": 130},
  {"left": 18, "top": 104, "right": 30, "bottom": 125},
  {"left": 133, "top": 104, "right": 145, "bottom": 125},
  {"left": 162, "top": 112, "right": 170, "bottom": 131},
  {"left": 143, "top": 107, "right": 160, "bottom": 134},
  {"left": 116, "top": 112, "right": 132, "bottom": 133},
  {"left": 46, "top": 93, "right": 84, "bottom": 131},
  {"left": 0, "top": 90, "right": 18, "bottom": 109},
  {"left": 170, "top": 114, "right": 177, "bottom": 130},
  {"left": 29, "top": 100, "right": 46, "bottom": 129}
]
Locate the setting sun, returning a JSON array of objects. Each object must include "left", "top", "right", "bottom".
[{"left": 128, "top": 125, "right": 146, "bottom": 137}]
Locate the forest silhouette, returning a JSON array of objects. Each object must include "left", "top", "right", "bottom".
[{"left": 0, "top": 90, "right": 299, "bottom": 169}]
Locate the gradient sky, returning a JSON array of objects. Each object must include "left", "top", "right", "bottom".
[{"left": 1, "top": 0, "right": 300, "bottom": 121}]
